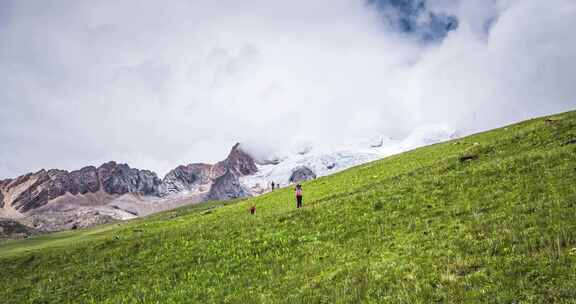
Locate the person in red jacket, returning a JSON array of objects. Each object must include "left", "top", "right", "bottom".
[{"left": 295, "top": 184, "right": 303, "bottom": 208}]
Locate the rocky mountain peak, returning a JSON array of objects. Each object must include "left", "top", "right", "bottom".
[
  {"left": 0, "top": 142, "right": 261, "bottom": 232},
  {"left": 158, "top": 144, "right": 258, "bottom": 198},
  {"left": 98, "top": 162, "right": 161, "bottom": 196},
  {"left": 213, "top": 143, "right": 258, "bottom": 177},
  {"left": 207, "top": 169, "right": 251, "bottom": 201},
  {"left": 0, "top": 161, "right": 162, "bottom": 214},
  {"left": 159, "top": 163, "right": 213, "bottom": 197}
]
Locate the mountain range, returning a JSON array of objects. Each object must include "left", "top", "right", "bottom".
[
  {"left": 0, "top": 143, "right": 259, "bottom": 234},
  {"left": 0, "top": 125, "right": 456, "bottom": 235}
]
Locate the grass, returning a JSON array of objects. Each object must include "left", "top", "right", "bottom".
[{"left": 1, "top": 110, "right": 576, "bottom": 303}]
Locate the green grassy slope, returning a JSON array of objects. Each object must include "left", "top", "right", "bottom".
[{"left": 1, "top": 111, "right": 576, "bottom": 303}]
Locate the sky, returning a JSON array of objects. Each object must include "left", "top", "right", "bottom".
[{"left": 0, "top": 0, "right": 575, "bottom": 179}]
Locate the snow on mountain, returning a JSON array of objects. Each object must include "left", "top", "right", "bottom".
[
  {"left": 240, "top": 124, "right": 458, "bottom": 193},
  {"left": 0, "top": 123, "right": 457, "bottom": 233}
]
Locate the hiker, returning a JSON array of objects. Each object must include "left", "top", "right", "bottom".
[
  {"left": 271, "top": 181, "right": 275, "bottom": 190},
  {"left": 295, "top": 184, "right": 303, "bottom": 208},
  {"left": 249, "top": 205, "right": 256, "bottom": 215}
]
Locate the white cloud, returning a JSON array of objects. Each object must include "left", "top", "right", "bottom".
[{"left": 0, "top": 0, "right": 574, "bottom": 178}]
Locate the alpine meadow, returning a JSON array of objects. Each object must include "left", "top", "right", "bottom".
[
  {"left": 1, "top": 111, "right": 576, "bottom": 303},
  {"left": 2, "top": 1, "right": 576, "bottom": 303}
]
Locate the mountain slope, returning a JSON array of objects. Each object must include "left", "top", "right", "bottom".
[
  {"left": 0, "top": 143, "right": 259, "bottom": 232},
  {"left": 1, "top": 110, "right": 575, "bottom": 303}
]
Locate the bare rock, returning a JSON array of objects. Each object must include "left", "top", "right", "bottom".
[
  {"left": 98, "top": 162, "right": 161, "bottom": 196},
  {"left": 0, "top": 142, "right": 259, "bottom": 232},
  {"left": 213, "top": 143, "right": 258, "bottom": 178},
  {"left": 0, "top": 179, "right": 10, "bottom": 208},
  {"left": 160, "top": 163, "right": 213, "bottom": 196},
  {"left": 207, "top": 170, "right": 251, "bottom": 201},
  {"left": 11, "top": 170, "right": 61, "bottom": 212},
  {"left": 67, "top": 166, "right": 100, "bottom": 195},
  {"left": 28, "top": 209, "right": 119, "bottom": 232},
  {"left": 289, "top": 166, "right": 317, "bottom": 183},
  {"left": 1, "top": 162, "right": 162, "bottom": 214},
  {"left": 0, "top": 218, "right": 39, "bottom": 239}
]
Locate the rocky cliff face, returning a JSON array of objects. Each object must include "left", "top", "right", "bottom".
[
  {"left": 289, "top": 166, "right": 317, "bottom": 183},
  {"left": 98, "top": 162, "right": 161, "bottom": 196},
  {"left": 0, "top": 143, "right": 259, "bottom": 233},
  {"left": 160, "top": 143, "right": 258, "bottom": 198},
  {"left": 0, "top": 180, "right": 6, "bottom": 208},
  {"left": 159, "top": 163, "right": 213, "bottom": 196},
  {"left": 0, "top": 162, "right": 162, "bottom": 214},
  {"left": 206, "top": 143, "right": 257, "bottom": 200},
  {"left": 213, "top": 143, "right": 258, "bottom": 177},
  {"left": 0, "top": 144, "right": 257, "bottom": 217},
  {"left": 207, "top": 170, "right": 251, "bottom": 201}
]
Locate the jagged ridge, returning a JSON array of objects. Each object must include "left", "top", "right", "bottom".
[
  {"left": 0, "top": 143, "right": 258, "bottom": 223},
  {"left": 0, "top": 162, "right": 161, "bottom": 214}
]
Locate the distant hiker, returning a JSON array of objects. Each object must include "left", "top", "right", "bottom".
[
  {"left": 295, "top": 184, "right": 303, "bottom": 208},
  {"left": 271, "top": 181, "right": 275, "bottom": 190},
  {"left": 249, "top": 205, "right": 256, "bottom": 215}
]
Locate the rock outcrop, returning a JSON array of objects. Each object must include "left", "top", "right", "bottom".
[
  {"left": 0, "top": 162, "right": 162, "bottom": 214},
  {"left": 67, "top": 166, "right": 100, "bottom": 194},
  {"left": 0, "top": 142, "right": 259, "bottom": 233},
  {"left": 207, "top": 170, "right": 251, "bottom": 201},
  {"left": 158, "top": 143, "right": 257, "bottom": 198},
  {"left": 0, "top": 218, "right": 39, "bottom": 239},
  {"left": 0, "top": 143, "right": 257, "bottom": 218},
  {"left": 289, "top": 166, "right": 317, "bottom": 183},
  {"left": 213, "top": 143, "right": 258, "bottom": 177},
  {"left": 159, "top": 163, "right": 213, "bottom": 196},
  {"left": 0, "top": 179, "right": 10, "bottom": 208},
  {"left": 98, "top": 162, "right": 161, "bottom": 196}
]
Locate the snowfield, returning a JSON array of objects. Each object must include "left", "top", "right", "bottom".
[{"left": 241, "top": 124, "right": 458, "bottom": 194}]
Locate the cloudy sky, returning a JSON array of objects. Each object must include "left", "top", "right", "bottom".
[{"left": 1, "top": 0, "right": 575, "bottom": 178}]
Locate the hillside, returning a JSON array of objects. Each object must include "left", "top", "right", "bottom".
[
  {"left": 1, "top": 110, "right": 575, "bottom": 303},
  {"left": 0, "top": 127, "right": 453, "bottom": 234}
]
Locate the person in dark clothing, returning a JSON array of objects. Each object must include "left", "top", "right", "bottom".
[
  {"left": 295, "top": 184, "right": 303, "bottom": 208},
  {"left": 271, "top": 181, "right": 275, "bottom": 190}
]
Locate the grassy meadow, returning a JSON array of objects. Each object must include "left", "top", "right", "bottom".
[{"left": 1, "top": 110, "right": 576, "bottom": 303}]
